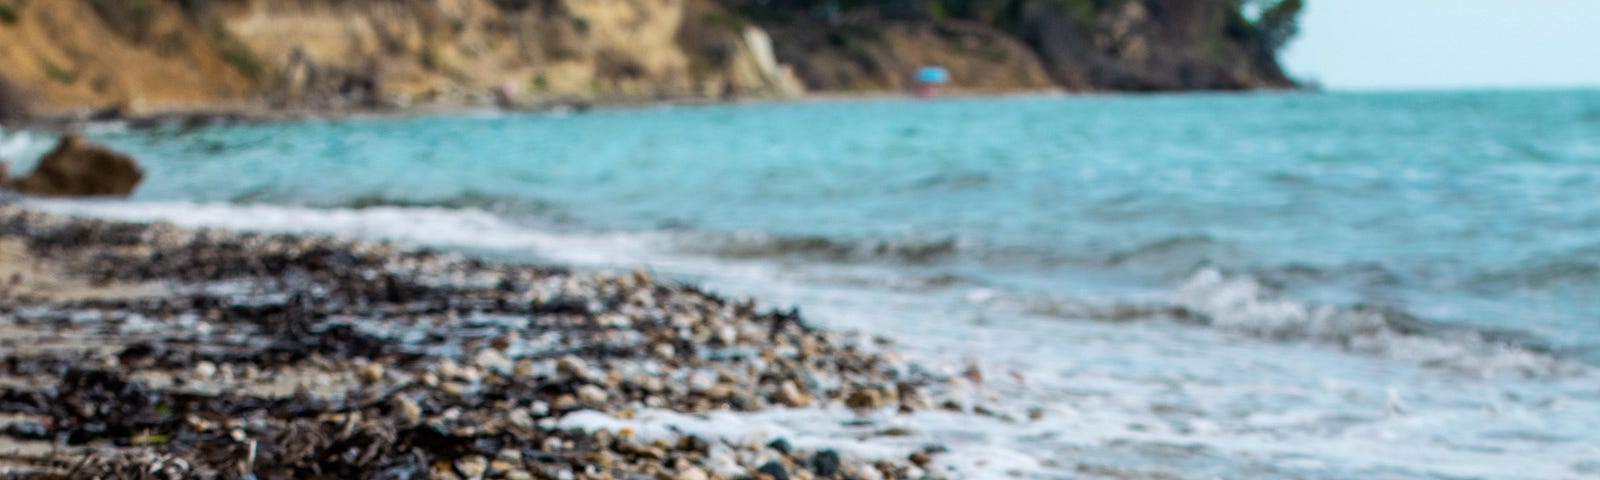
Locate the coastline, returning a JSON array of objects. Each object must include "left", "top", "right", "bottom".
[
  {"left": 0, "top": 204, "right": 947, "bottom": 479},
  {"left": 4, "top": 85, "right": 1317, "bottom": 133},
  {"left": 8, "top": 89, "right": 1072, "bottom": 133}
]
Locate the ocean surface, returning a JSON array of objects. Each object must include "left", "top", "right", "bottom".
[{"left": 6, "top": 90, "right": 1600, "bottom": 479}]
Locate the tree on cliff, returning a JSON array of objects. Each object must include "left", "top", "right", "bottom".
[{"left": 1249, "top": 0, "right": 1304, "bottom": 52}]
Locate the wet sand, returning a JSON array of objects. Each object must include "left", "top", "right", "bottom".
[{"left": 0, "top": 205, "right": 944, "bottom": 479}]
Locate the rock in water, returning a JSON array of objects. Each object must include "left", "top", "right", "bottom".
[{"left": 8, "top": 135, "right": 143, "bottom": 196}]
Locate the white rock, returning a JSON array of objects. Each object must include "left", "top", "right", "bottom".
[
  {"left": 193, "top": 361, "right": 217, "bottom": 380},
  {"left": 653, "top": 343, "right": 676, "bottom": 360},
  {"left": 576, "top": 384, "right": 608, "bottom": 404},
  {"left": 455, "top": 456, "right": 487, "bottom": 480},
  {"left": 856, "top": 464, "right": 885, "bottom": 480},
  {"left": 506, "top": 408, "right": 534, "bottom": 430},
  {"left": 473, "top": 349, "right": 511, "bottom": 373},
  {"left": 674, "top": 467, "right": 709, "bottom": 480},
  {"left": 557, "top": 355, "right": 592, "bottom": 380}
]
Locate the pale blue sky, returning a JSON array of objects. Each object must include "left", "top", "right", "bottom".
[{"left": 1282, "top": 0, "right": 1600, "bottom": 90}]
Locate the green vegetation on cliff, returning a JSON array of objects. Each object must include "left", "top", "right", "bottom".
[{"left": 720, "top": 0, "right": 1302, "bottom": 91}]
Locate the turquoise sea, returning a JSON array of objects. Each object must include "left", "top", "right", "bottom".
[{"left": 7, "top": 90, "right": 1599, "bottom": 478}]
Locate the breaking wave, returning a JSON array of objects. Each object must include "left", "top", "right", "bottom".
[
  {"left": 1014, "top": 268, "right": 1580, "bottom": 378},
  {"left": 677, "top": 231, "right": 965, "bottom": 265}
]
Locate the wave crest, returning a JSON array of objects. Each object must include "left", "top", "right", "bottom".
[
  {"left": 681, "top": 232, "right": 963, "bottom": 264},
  {"left": 1019, "top": 268, "right": 1579, "bottom": 379}
]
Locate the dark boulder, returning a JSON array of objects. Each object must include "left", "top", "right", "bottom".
[
  {"left": 757, "top": 461, "right": 790, "bottom": 480},
  {"left": 809, "top": 449, "right": 841, "bottom": 477},
  {"left": 7, "top": 135, "right": 144, "bottom": 197}
]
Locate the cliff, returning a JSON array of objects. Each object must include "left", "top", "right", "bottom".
[{"left": 0, "top": 0, "right": 1301, "bottom": 118}]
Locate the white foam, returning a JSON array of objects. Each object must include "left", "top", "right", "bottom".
[
  {"left": 0, "top": 128, "right": 51, "bottom": 167},
  {"left": 1175, "top": 268, "right": 1581, "bottom": 378},
  {"left": 22, "top": 199, "right": 665, "bottom": 267}
]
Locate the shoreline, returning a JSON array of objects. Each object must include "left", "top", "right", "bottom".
[
  {"left": 0, "top": 204, "right": 949, "bottom": 479},
  {"left": 1, "top": 85, "right": 1334, "bottom": 134}
]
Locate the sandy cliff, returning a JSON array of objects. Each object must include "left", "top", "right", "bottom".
[{"left": 0, "top": 0, "right": 1300, "bottom": 116}]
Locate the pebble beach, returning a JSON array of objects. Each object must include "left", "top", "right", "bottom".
[{"left": 0, "top": 205, "right": 949, "bottom": 479}]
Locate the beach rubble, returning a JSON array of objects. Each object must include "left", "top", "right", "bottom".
[{"left": 0, "top": 206, "right": 946, "bottom": 479}]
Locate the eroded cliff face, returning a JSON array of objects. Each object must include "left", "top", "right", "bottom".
[
  {"left": 212, "top": 0, "right": 716, "bottom": 106},
  {"left": 0, "top": 0, "right": 256, "bottom": 114},
  {"left": 0, "top": 0, "right": 807, "bottom": 114},
  {"left": 0, "top": 0, "right": 1298, "bottom": 115}
]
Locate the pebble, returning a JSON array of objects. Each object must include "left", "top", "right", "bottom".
[
  {"left": 357, "top": 363, "right": 385, "bottom": 384},
  {"left": 0, "top": 208, "right": 940, "bottom": 480},
  {"left": 576, "top": 384, "right": 609, "bottom": 404},
  {"left": 767, "top": 438, "right": 792, "bottom": 455},
  {"left": 809, "top": 450, "right": 841, "bottom": 477},
  {"left": 845, "top": 388, "right": 883, "bottom": 411},
  {"left": 455, "top": 455, "right": 487, "bottom": 480},
  {"left": 674, "top": 466, "right": 709, "bottom": 480},
  {"left": 757, "top": 461, "right": 790, "bottom": 480},
  {"left": 855, "top": 464, "right": 885, "bottom": 480},
  {"left": 473, "top": 348, "right": 511, "bottom": 373},
  {"left": 439, "top": 359, "right": 466, "bottom": 379},
  {"left": 776, "top": 381, "right": 811, "bottom": 408},
  {"left": 506, "top": 408, "right": 534, "bottom": 431},
  {"left": 909, "top": 452, "right": 931, "bottom": 468},
  {"left": 557, "top": 355, "right": 592, "bottom": 380},
  {"left": 193, "top": 361, "right": 217, "bottom": 380},
  {"left": 513, "top": 358, "right": 536, "bottom": 378},
  {"left": 705, "top": 383, "right": 735, "bottom": 400},
  {"left": 897, "top": 383, "right": 931, "bottom": 411},
  {"left": 392, "top": 395, "right": 423, "bottom": 426}
]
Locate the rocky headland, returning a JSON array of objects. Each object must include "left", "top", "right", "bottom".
[{"left": 0, "top": 0, "right": 1303, "bottom": 123}]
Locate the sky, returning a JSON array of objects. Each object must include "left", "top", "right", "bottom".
[{"left": 1281, "top": 0, "right": 1600, "bottom": 90}]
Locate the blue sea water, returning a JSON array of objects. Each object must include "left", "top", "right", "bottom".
[{"left": 7, "top": 90, "right": 1600, "bottom": 478}]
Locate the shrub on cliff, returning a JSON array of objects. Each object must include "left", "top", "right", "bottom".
[
  {"left": 0, "top": 1, "right": 18, "bottom": 24},
  {"left": 86, "top": 0, "right": 157, "bottom": 42},
  {"left": 1252, "top": 0, "right": 1303, "bottom": 52}
]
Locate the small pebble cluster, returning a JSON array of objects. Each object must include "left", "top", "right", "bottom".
[{"left": 0, "top": 207, "right": 947, "bottom": 479}]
